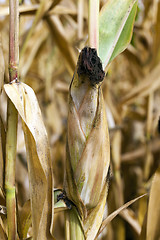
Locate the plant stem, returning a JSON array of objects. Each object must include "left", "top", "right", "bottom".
[
  {"left": 77, "top": 0, "right": 84, "bottom": 39},
  {"left": 9, "top": 0, "right": 19, "bottom": 81},
  {"left": 5, "top": 100, "right": 18, "bottom": 240},
  {"left": 88, "top": 0, "right": 99, "bottom": 52},
  {"left": 5, "top": 0, "right": 19, "bottom": 239},
  {"left": 65, "top": 208, "right": 85, "bottom": 240}
]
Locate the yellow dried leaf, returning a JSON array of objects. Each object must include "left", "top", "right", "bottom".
[
  {"left": 20, "top": 26, "right": 48, "bottom": 78},
  {"left": 18, "top": 200, "right": 31, "bottom": 239},
  {"left": 4, "top": 82, "right": 54, "bottom": 240},
  {"left": 84, "top": 184, "right": 108, "bottom": 240},
  {"left": 0, "top": 116, "right": 5, "bottom": 189},
  {"left": 98, "top": 194, "right": 147, "bottom": 237},
  {"left": 0, "top": 216, "right": 7, "bottom": 239},
  {"left": 0, "top": 223, "right": 7, "bottom": 240},
  {"left": 46, "top": 16, "right": 77, "bottom": 75},
  {"left": 0, "top": 37, "right": 5, "bottom": 93},
  {"left": 120, "top": 62, "right": 160, "bottom": 105},
  {"left": 146, "top": 167, "right": 160, "bottom": 240}
]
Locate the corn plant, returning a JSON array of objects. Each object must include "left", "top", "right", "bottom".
[{"left": 0, "top": 0, "right": 160, "bottom": 240}]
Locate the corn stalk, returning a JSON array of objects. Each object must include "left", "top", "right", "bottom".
[
  {"left": 5, "top": 0, "right": 19, "bottom": 239},
  {"left": 88, "top": 0, "right": 99, "bottom": 50}
]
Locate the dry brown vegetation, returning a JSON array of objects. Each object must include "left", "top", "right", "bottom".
[{"left": 0, "top": 0, "right": 160, "bottom": 239}]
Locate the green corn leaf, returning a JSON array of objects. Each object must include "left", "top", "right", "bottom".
[{"left": 99, "top": 0, "right": 138, "bottom": 68}]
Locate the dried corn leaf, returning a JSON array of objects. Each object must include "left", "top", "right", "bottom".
[
  {"left": 4, "top": 82, "right": 54, "bottom": 240},
  {"left": 20, "top": 0, "right": 54, "bottom": 58},
  {"left": 84, "top": 184, "right": 108, "bottom": 240},
  {"left": 97, "top": 194, "right": 147, "bottom": 237},
  {"left": 140, "top": 212, "right": 147, "bottom": 240},
  {"left": 0, "top": 223, "right": 7, "bottom": 240},
  {"left": 46, "top": 16, "right": 77, "bottom": 75},
  {"left": 0, "top": 116, "right": 5, "bottom": 189},
  {"left": 18, "top": 200, "right": 31, "bottom": 239},
  {"left": 120, "top": 62, "right": 160, "bottom": 105},
  {"left": 20, "top": 25, "right": 48, "bottom": 78},
  {"left": 99, "top": 0, "right": 137, "bottom": 68},
  {"left": 0, "top": 4, "right": 76, "bottom": 17},
  {"left": 49, "top": 5, "right": 77, "bottom": 16},
  {"left": 146, "top": 167, "right": 160, "bottom": 240},
  {"left": 0, "top": 187, "right": 5, "bottom": 201},
  {"left": 152, "top": 1, "right": 160, "bottom": 66},
  {"left": 0, "top": 4, "right": 39, "bottom": 16},
  {"left": 0, "top": 37, "right": 5, "bottom": 93},
  {"left": 0, "top": 216, "right": 7, "bottom": 239},
  {"left": 120, "top": 209, "right": 141, "bottom": 235}
]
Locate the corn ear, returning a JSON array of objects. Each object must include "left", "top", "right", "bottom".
[{"left": 64, "top": 47, "right": 110, "bottom": 239}]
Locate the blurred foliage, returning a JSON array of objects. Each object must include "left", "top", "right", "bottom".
[{"left": 0, "top": 0, "right": 160, "bottom": 239}]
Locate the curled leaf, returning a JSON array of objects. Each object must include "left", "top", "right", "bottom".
[{"left": 4, "top": 82, "right": 54, "bottom": 240}]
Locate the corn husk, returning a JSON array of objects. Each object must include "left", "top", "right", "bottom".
[{"left": 64, "top": 47, "right": 110, "bottom": 239}]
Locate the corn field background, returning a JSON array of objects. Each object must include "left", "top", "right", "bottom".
[{"left": 0, "top": 0, "right": 160, "bottom": 239}]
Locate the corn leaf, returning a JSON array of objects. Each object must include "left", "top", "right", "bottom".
[
  {"left": 46, "top": 16, "right": 76, "bottom": 75},
  {"left": 84, "top": 184, "right": 108, "bottom": 240},
  {"left": 17, "top": 200, "right": 31, "bottom": 239},
  {"left": 0, "top": 38, "right": 5, "bottom": 93},
  {"left": 97, "top": 194, "right": 147, "bottom": 237},
  {"left": 4, "top": 82, "right": 54, "bottom": 240},
  {"left": 20, "top": 0, "right": 54, "bottom": 58},
  {"left": 0, "top": 223, "right": 7, "bottom": 240},
  {"left": 146, "top": 167, "right": 160, "bottom": 240},
  {"left": 140, "top": 212, "right": 147, "bottom": 240},
  {"left": 0, "top": 216, "right": 7, "bottom": 239},
  {"left": 120, "top": 62, "right": 160, "bottom": 105},
  {"left": 0, "top": 117, "right": 5, "bottom": 189},
  {"left": 99, "top": 0, "right": 137, "bottom": 68}
]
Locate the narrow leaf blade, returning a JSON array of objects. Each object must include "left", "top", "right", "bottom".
[
  {"left": 97, "top": 194, "right": 147, "bottom": 237},
  {"left": 146, "top": 167, "right": 160, "bottom": 240}
]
